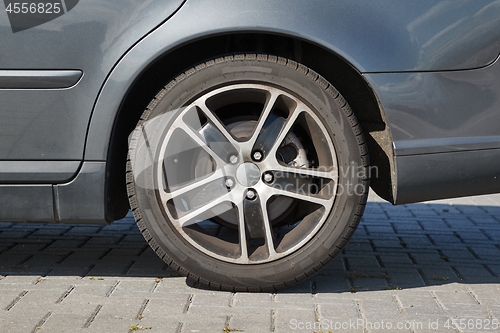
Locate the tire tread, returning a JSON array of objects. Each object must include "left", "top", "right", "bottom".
[{"left": 126, "top": 53, "right": 369, "bottom": 292}]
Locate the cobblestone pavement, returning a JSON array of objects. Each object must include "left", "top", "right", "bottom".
[{"left": 1, "top": 192, "right": 500, "bottom": 333}]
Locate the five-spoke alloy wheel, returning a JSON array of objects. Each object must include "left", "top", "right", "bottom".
[{"left": 127, "top": 54, "right": 369, "bottom": 291}]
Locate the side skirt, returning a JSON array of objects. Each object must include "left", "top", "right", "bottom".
[{"left": 0, "top": 162, "right": 109, "bottom": 224}]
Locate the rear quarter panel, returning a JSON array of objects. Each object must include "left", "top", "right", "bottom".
[{"left": 86, "top": 0, "right": 500, "bottom": 161}]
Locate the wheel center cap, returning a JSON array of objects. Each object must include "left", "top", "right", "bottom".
[{"left": 235, "top": 162, "right": 260, "bottom": 187}]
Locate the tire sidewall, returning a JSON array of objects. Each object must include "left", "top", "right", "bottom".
[{"left": 130, "top": 56, "right": 368, "bottom": 288}]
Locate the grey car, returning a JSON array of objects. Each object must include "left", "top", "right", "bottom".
[{"left": 1, "top": 0, "right": 500, "bottom": 291}]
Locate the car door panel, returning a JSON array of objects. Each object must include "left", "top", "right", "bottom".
[{"left": 0, "top": 0, "right": 185, "bottom": 181}]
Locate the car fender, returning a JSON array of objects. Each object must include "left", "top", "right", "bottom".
[{"left": 85, "top": 0, "right": 500, "bottom": 161}]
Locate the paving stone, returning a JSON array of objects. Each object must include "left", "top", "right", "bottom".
[
  {"left": 456, "top": 206, "right": 489, "bottom": 215},
  {"left": 62, "top": 279, "right": 121, "bottom": 299},
  {"left": 190, "top": 292, "right": 233, "bottom": 308},
  {"left": 274, "top": 308, "right": 316, "bottom": 333},
  {"left": 0, "top": 253, "right": 32, "bottom": 268},
  {"left": 145, "top": 296, "right": 193, "bottom": 318},
  {"left": 364, "top": 225, "right": 394, "bottom": 234},
  {"left": 391, "top": 221, "right": 423, "bottom": 232},
  {"left": 452, "top": 265, "right": 498, "bottom": 283},
  {"left": 86, "top": 260, "right": 134, "bottom": 276},
  {"left": 38, "top": 311, "right": 95, "bottom": 333},
  {"left": 180, "top": 314, "right": 227, "bottom": 333},
  {"left": 458, "top": 231, "right": 491, "bottom": 242},
  {"left": 433, "top": 290, "right": 479, "bottom": 309},
  {"left": 0, "top": 231, "right": 33, "bottom": 239},
  {"left": 46, "top": 239, "right": 87, "bottom": 250},
  {"left": 396, "top": 291, "right": 445, "bottom": 316},
  {"left": 278, "top": 279, "right": 312, "bottom": 294},
  {"left": 0, "top": 191, "right": 499, "bottom": 332},
  {"left": 65, "top": 226, "right": 102, "bottom": 236},
  {"left": 0, "top": 289, "right": 28, "bottom": 310},
  {"left": 82, "top": 298, "right": 146, "bottom": 332},
  {"left": 399, "top": 237, "right": 435, "bottom": 252},
  {"left": 343, "top": 241, "right": 373, "bottom": 253},
  {"left": 377, "top": 254, "right": 413, "bottom": 265},
  {"left": 84, "top": 236, "right": 123, "bottom": 246},
  {"left": 386, "top": 270, "right": 426, "bottom": 288},
  {"left": 229, "top": 308, "right": 274, "bottom": 333},
  {"left": 417, "top": 219, "right": 450, "bottom": 230},
  {"left": 345, "top": 256, "right": 382, "bottom": 271},
  {"left": 314, "top": 274, "right": 350, "bottom": 293},
  {"left": 370, "top": 238, "right": 405, "bottom": 249},
  {"left": 468, "top": 245, "right": 500, "bottom": 259},
  {"left": 411, "top": 251, "right": 445, "bottom": 264},
  {"left": 233, "top": 292, "right": 273, "bottom": 308},
  {"left": 273, "top": 293, "right": 315, "bottom": 310}
]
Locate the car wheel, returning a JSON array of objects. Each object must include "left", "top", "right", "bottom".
[{"left": 126, "top": 54, "right": 369, "bottom": 291}]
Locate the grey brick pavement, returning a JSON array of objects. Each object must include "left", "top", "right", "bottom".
[{"left": 1, "top": 191, "right": 500, "bottom": 333}]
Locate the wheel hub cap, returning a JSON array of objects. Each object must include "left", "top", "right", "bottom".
[{"left": 236, "top": 162, "right": 260, "bottom": 187}]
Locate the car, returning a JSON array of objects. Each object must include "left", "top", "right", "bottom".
[{"left": 1, "top": 0, "right": 500, "bottom": 291}]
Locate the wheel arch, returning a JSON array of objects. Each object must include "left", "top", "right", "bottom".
[{"left": 101, "top": 32, "right": 396, "bottom": 221}]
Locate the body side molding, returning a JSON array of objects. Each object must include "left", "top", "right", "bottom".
[
  {"left": 0, "top": 70, "right": 83, "bottom": 89},
  {"left": 0, "top": 161, "right": 80, "bottom": 183}
]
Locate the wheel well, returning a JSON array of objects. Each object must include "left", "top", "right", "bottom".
[{"left": 106, "top": 33, "right": 395, "bottom": 221}]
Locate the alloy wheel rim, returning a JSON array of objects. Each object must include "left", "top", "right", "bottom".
[{"left": 155, "top": 83, "right": 339, "bottom": 264}]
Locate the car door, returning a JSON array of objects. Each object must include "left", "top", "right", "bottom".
[{"left": 0, "top": 0, "right": 185, "bottom": 183}]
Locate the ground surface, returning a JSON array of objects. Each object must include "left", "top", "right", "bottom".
[{"left": 1, "top": 191, "right": 500, "bottom": 333}]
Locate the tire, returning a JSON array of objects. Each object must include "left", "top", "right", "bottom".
[{"left": 127, "top": 54, "right": 369, "bottom": 291}]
